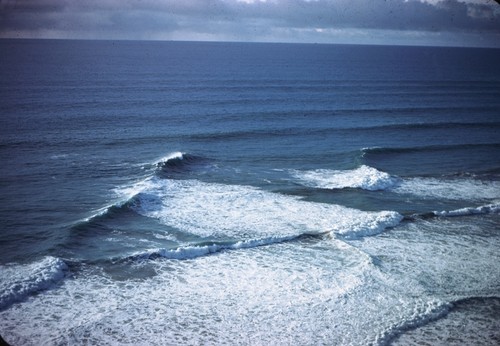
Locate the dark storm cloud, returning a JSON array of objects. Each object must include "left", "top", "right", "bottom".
[
  {"left": 0, "top": 0, "right": 499, "bottom": 44},
  {"left": 228, "top": 0, "right": 500, "bottom": 32}
]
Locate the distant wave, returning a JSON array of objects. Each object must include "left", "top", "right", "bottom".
[
  {"left": 358, "top": 121, "right": 500, "bottom": 133},
  {"left": 291, "top": 165, "right": 400, "bottom": 191},
  {"left": 362, "top": 143, "right": 500, "bottom": 157},
  {"left": 0, "top": 257, "right": 68, "bottom": 311},
  {"left": 164, "top": 122, "right": 500, "bottom": 144}
]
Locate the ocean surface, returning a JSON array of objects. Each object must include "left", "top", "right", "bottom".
[{"left": 0, "top": 39, "right": 499, "bottom": 345}]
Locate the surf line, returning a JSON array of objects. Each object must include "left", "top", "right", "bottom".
[
  {"left": 124, "top": 232, "right": 331, "bottom": 262},
  {"left": 403, "top": 202, "right": 500, "bottom": 221}
]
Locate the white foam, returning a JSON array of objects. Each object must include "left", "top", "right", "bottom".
[
  {"left": 130, "top": 178, "right": 402, "bottom": 240},
  {"left": 0, "top": 239, "right": 462, "bottom": 346},
  {"left": 137, "top": 152, "right": 186, "bottom": 171},
  {"left": 0, "top": 240, "right": 383, "bottom": 345},
  {"left": 351, "top": 216, "right": 500, "bottom": 344},
  {"left": 292, "top": 166, "right": 500, "bottom": 201},
  {"left": 1, "top": 215, "right": 498, "bottom": 345},
  {"left": 395, "top": 177, "right": 500, "bottom": 201},
  {"left": 375, "top": 300, "right": 452, "bottom": 346},
  {"left": 131, "top": 235, "right": 300, "bottom": 260},
  {"left": 0, "top": 257, "right": 68, "bottom": 311},
  {"left": 393, "top": 297, "right": 500, "bottom": 346},
  {"left": 292, "top": 165, "right": 399, "bottom": 191},
  {"left": 433, "top": 203, "right": 500, "bottom": 217}
]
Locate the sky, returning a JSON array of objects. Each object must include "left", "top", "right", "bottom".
[{"left": 1, "top": 0, "right": 499, "bottom": 47}]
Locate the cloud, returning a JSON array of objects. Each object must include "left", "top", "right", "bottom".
[{"left": 1, "top": 0, "right": 499, "bottom": 46}]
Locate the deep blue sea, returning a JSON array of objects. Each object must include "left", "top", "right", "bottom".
[{"left": 1, "top": 39, "right": 499, "bottom": 345}]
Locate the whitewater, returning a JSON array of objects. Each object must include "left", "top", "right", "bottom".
[{"left": 2, "top": 152, "right": 499, "bottom": 345}]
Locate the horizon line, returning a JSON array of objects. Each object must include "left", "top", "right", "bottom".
[{"left": 1, "top": 37, "right": 499, "bottom": 50}]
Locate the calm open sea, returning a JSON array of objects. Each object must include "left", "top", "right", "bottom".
[{"left": 1, "top": 39, "right": 499, "bottom": 345}]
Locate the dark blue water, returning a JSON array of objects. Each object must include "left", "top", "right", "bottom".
[{"left": 1, "top": 40, "right": 499, "bottom": 345}]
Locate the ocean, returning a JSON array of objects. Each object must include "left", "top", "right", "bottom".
[{"left": 0, "top": 39, "right": 499, "bottom": 345}]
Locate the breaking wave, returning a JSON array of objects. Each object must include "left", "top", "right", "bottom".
[
  {"left": 291, "top": 165, "right": 500, "bottom": 201},
  {"left": 127, "top": 235, "right": 307, "bottom": 261},
  {"left": 154, "top": 152, "right": 207, "bottom": 178},
  {"left": 394, "top": 177, "right": 500, "bottom": 201},
  {"left": 291, "top": 165, "right": 399, "bottom": 191},
  {"left": 378, "top": 295, "right": 500, "bottom": 346},
  {"left": 129, "top": 178, "right": 402, "bottom": 241},
  {"left": 432, "top": 202, "right": 500, "bottom": 217},
  {"left": 375, "top": 299, "right": 452, "bottom": 346},
  {"left": 0, "top": 257, "right": 68, "bottom": 311}
]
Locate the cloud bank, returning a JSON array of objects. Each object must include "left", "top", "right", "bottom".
[{"left": 1, "top": 0, "right": 499, "bottom": 46}]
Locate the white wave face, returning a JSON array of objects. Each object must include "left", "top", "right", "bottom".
[
  {"left": 292, "top": 165, "right": 399, "bottom": 191},
  {"left": 433, "top": 202, "right": 500, "bottom": 217},
  {"left": 0, "top": 257, "right": 68, "bottom": 311},
  {"left": 292, "top": 165, "right": 500, "bottom": 201},
  {"left": 155, "top": 151, "right": 184, "bottom": 165},
  {"left": 130, "top": 178, "right": 402, "bottom": 241},
  {"left": 132, "top": 235, "right": 299, "bottom": 260},
  {"left": 395, "top": 177, "right": 500, "bottom": 201}
]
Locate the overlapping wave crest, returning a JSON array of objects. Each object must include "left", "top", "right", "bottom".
[
  {"left": 76, "top": 152, "right": 500, "bottom": 264},
  {"left": 63, "top": 151, "right": 498, "bottom": 274},
  {"left": 65, "top": 152, "right": 405, "bottom": 262}
]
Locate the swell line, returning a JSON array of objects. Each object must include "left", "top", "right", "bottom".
[{"left": 362, "top": 143, "right": 500, "bottom": 156}]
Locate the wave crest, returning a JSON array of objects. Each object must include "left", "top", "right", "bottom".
[
  {"left": 128, "top": 235, "right": 303, "bottom": 261},
  {"left": 154, "top": 152, "right": 209, "bottom": 179},
  {"left": 334, "top": 211, "right": 403, "bottom": 240},
  {"left": 362, "top": 143, "right": 500, "bottom": 156},
  {"left": 395, "top": 177, "right": 500, "bottom": 201},
  {"left": 291, "top": 165, "right": 399, "bottom": 191},
  {"left": 0, "top": 257, "right": 68, "bottom": 311},
  {"left": 291, "top": 165, "right": 500, "bottom": 201},
  {"left": 433, "top": 203, "right": 500, "bottom": 217}
]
